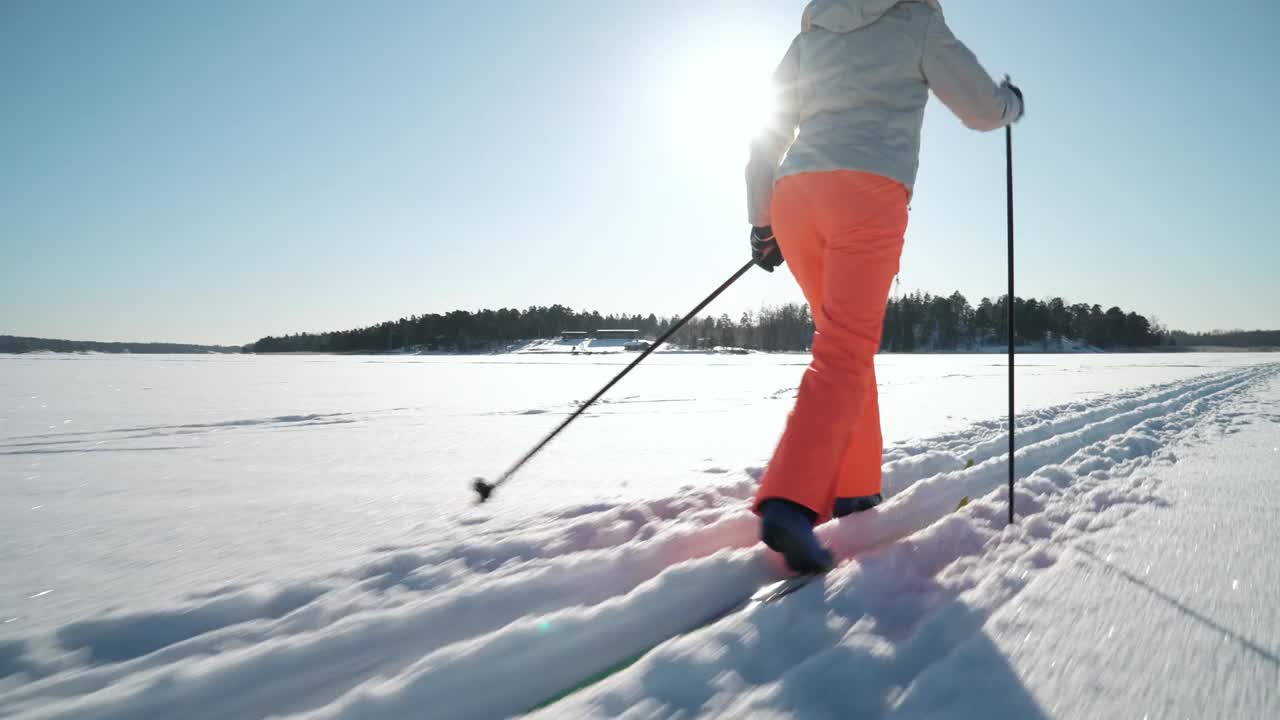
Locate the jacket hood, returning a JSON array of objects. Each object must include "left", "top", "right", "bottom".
[{"left": 801, "top": 0, "right": 941, "bottom": 33}]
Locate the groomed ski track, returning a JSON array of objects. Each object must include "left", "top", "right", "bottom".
[{"left": 1, "top": 364, "right": 1276, "bottom": 719}]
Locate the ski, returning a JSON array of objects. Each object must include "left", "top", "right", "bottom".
[
  {"left": 748, "top": 572, "right": 825, "bottom": 604},
  {"left": 527, "top": 569, "right": 828, "bottom": 713}
]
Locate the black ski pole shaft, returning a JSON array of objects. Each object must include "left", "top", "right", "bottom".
[
  {"left": 1006, "top": 124, "right": 1016, "bottom": 525},
  {"left": 474, "top": 258, "right": 758, "bottom": 502}
]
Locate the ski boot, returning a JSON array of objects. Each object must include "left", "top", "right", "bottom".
[
  {"left": 833, "top": 493, "right": 883, "bottom": 518},
  {"left": 759, "top": 499, "right": 835, "bottom": 574}
]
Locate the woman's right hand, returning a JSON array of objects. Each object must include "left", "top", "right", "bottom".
[{"left": 750, "top": 226, "right": 785, "bottom": 273}]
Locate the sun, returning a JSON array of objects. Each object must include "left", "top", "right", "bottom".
[{"left": 669, "top": 48, "right": 777, "bottom": 169}]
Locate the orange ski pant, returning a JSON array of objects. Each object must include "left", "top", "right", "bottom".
[{"left": 754, "top": 170, "right": 908, "bottom": 523}]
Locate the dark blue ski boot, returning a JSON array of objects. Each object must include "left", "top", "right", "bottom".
[
  {"left": 833, "top": 493, "right": 883, "bottom": 518},
  {"left": 759, "top": 499, "right": 835, "bottom": 574}
]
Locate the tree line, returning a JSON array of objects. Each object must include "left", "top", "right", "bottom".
[
  {"left": 1170, "top": 330, "right": 1280, "bottom": 348},
  {"left": 249, "top": 307, "right": 673, "bottom": 353},
  {"left": 247, "top": 291, "right": 1185, "bottom": 354},
  {"left": 0, "top": 335, "right": 239, "bottom": 354},
  {"left": 879, "top": 292, "right": 1167, "bottom": 351}
]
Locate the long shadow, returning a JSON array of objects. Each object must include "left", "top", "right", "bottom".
[
  {"left": 0, "top": 418, "right": 359, "bottom": 452},
  {"left": 1076, "top": 546, "right": 1279, "bottom": 668},
  {"left": 780, "top": 592, "right": 1051, "bottom": 719},
  {"left": 0, "top": 640, "right": 45, "bottom": 681},
  {"left": 598, "top": 574, "right": 1050, "bottom": 719},
  {"left": 0, "top": 438, "right": 94, "bottom": 449},
  {"left": 0, "top": 411, "right": 367, "bottom": 442},
  {"left": 54, "top": 584, "right": 329, "bottom": 665},
  {"left": 0, "top": 445, "right": 197, "bottom": 456}
]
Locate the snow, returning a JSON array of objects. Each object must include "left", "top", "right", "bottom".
[
  {"left": 1, "top": 351, "right": 1278, "bottom": 719},
  {"left": 971, "top": 403, "right": 1280, "bottom": 719}
]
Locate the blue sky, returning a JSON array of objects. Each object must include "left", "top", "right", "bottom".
[{"left": 2, "top": 0, "right": 1277, "bottom": 345}]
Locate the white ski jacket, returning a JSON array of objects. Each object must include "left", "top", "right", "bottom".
[{"left": 746, "top": 0, "right": 1023, "bottom": 226}]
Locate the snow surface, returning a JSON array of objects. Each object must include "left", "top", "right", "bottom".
[{"left": 2, "top": 352, "right": 1278, "bottom": 718}]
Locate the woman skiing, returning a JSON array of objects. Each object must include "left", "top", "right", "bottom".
[{"left": 747, "top": 0, "right": 1023, "bottom": 572}]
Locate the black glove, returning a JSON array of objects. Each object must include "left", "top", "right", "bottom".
[{"left": 750, "top": 226, "right": 784, "bottom": 272}]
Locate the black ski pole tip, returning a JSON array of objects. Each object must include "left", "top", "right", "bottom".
[{"left": 473, "top": 478, "right": 495, "bottom": 503}]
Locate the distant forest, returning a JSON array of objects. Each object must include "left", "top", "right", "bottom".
[
  {"left": 0, "top": 335, "right": 239, "bottom": 354},
  {"left": 1169, "top": 330, "right": 1280, "bottom": 349},
  {"left": 246, "top": 291, "right": 1256, "bottom": 354}
]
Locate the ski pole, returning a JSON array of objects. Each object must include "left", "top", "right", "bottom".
[
  {"left": 1006, "top": 124, "right": 1016, "bottom": 525},
  {"left": 473, "top": 258, "right": 758, "bottom": 503}
]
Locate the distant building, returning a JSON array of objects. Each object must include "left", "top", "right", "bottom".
[
  {"left": 560, "top": 331, "right": 588, "bottom": 341},
  {"left": 593, "top": 329, "right": 641, "bottom": 340}
]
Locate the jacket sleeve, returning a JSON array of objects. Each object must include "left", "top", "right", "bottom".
[
  {"left": 921, "top": 13, "right": 1022, "bottom": 132},
  {"left": 745, "top": 38, "right": 802, "bottom": 227}
]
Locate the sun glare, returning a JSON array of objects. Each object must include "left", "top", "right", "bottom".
[{"left": 671, "top": 49, "right": 776, "bottom": 169}]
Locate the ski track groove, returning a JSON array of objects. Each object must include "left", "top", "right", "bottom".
[{"left": 1, "top": 364, "right": 1275, "bottom": 719}]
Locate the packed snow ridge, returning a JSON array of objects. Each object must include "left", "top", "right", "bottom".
[{"left": 1, "top": 364, "right": 1277, "bottom": 719}]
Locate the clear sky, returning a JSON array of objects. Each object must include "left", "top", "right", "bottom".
[{"left": 3, "top": 0, "right": 1277, "bottom": 345}]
